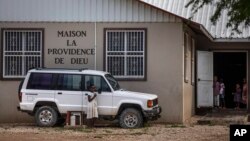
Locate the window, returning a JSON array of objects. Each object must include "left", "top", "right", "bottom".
[
  {"left": 84, "top": 75, "right": 111, "bottom": 92},
  {"left": 27, "top": 73, "right": 54, "bottom": 90},
  {"left": 184, "top": 33, "right": 191, "bottom": 83},
  {"left": 57, "top": 74, "right": 82, "bottom": 91},
  {"left": 105, "top": 74, "right": 120, "bottom": 91},
  {"left": 191, "top": 37, "right": 195, "bottom": 85},
  {"left": 2, "top": 29, "right": 43, "bottom": 79},
  {"left": 105, "top": 29, "right": 146, "bottom": 80}
]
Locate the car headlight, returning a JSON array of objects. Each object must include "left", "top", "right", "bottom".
[
  {"left": 147, "top": 100, "right": 154, "bottom": 108},
  {"left": 147, "top": 98, "right": 158, "bottom": 108}
]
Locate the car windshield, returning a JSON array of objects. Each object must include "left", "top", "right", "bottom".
[{"left": 105, "top": 74, "right": 120, "bottom": 91}]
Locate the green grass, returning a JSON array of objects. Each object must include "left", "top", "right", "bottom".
[
  {"left": 77, "top": 128, "right": 93, "bottom": 133},
  {"left": 57, "top": 126, "right": 94, "bottom": 133},
  {"left": 129, "top": 132, "right": 145, "bottom": 135},
  {"left": 143, "top": 123, "right": 152, "bottom": 127},
  {"left": 165, "top": 124, "right": 186, "bottom": 128},
  {"left": 103, "top": 129, "right": 113, "bottom": 133},
  {"left": 94, "top": 135, "right": 103, "bottom": 138}
]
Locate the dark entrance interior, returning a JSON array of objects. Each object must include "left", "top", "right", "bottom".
[{"left": 214, "top": 52, "right": 247, "bottom": 108}]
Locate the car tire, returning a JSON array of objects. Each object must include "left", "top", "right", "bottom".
[
  {"left": 119, "top": 108, "right": 143, "bottom": 128},
  {"left": 35, "top": 106, "right": 58, "bottom": 127}
]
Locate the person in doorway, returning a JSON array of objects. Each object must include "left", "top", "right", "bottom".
[
  {"left": 219, "top": 78, "right": 225, "bottom": 109},
  {"left": 213, "top": 76, "right": 220, "bottom": 108},
  {"left": 86, "top": 84, "right": 98, "bottom": 127},
  {"left": 233, "top": 83, "right": 242, "bottom": 110},
  {"left": 242, "top": 78, "right": 248, "bottom": 108}
]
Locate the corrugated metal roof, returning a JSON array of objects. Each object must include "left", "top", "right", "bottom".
[
  {"left": 141, "top": 0, "right": 250, "bottom": 39},
  {"left": 0, "top": 0, "right": 181, "bottom": 23}
]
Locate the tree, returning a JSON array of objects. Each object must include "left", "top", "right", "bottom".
[{"left": 186, "top": 0, "right": 250, "bottom": 34}]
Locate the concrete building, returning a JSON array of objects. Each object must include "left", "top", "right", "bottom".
[{"left": 0, "top": 0, "right": 249, "bottom": 124}]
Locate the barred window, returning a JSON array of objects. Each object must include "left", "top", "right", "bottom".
[
  {"left": 105, "top": 29, "right": 146, "bottom": 80},
  {"left": 2, "top": 29, "right": 43, "bottom": 79}
]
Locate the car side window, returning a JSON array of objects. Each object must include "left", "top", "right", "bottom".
[
  {"left": 56, "top": 74, "right": 82, "bottom": 91},
  {"left": 27, "top": 73, "right": 54, "bottom": 90},
  {"left": 84, "top": 75, "right": 111, "bottom": 92}
]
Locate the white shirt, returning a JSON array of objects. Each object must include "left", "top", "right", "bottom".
[{"left": 219, "top": 83, "right": 225, "bottom": 95}]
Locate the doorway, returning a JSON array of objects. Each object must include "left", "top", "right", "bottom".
[{"left": 213, "top": 52, "right": 247, "bottom": 108}]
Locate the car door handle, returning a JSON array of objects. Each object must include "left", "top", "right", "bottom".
[
  {"left": 26, "top": 93, "right": 38, "bottom": 96},
  {"left": 57, "top": 92, "right": 62, "bottom": 95}
]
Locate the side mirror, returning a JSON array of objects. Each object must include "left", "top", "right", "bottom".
[{"left": 98, "top": 88, "right": 102, "bottom": 94}]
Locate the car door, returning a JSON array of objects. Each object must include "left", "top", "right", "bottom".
[
  {"left": 54, "top": 73, "right": 84, "bottom": 113},
  {"left": 83, "top": 75, "right": 113, "bottom": 115}
]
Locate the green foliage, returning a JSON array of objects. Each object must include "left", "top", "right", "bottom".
[{"left": 186, "top": 0, "right": 250, "bottom": 34}]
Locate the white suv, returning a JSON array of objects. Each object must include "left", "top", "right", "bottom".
[{"left": 18, "top": 68, "right": 161, "bottom": 128}]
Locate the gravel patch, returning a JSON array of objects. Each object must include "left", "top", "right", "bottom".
[{"left": 0, "top": 123, "right": 229, "bottom": 141}]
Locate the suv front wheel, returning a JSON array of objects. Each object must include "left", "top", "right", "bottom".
[
  {"left": 119, "top": 108, "right": 143, "bottom": 128},
  {"left": 35, "top": 106, "right": 58, "bottom": 127}
]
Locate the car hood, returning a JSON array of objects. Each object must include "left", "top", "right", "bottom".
[{"left": 115, "top": 90, "right": 158, "bottom": 100}]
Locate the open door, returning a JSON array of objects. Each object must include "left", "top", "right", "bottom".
[{"left": 197, "top": 51, "right": 213, "bottom": 107}]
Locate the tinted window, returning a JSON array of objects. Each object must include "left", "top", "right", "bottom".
[
  {"left": 27, "top": 73, "right": 54, "bottom": 90},
  {"left": 105, "top": 74, "right": 120, "bottom": 91},
  {"left": 84, "top": 75, "right": 111, "bottom": 92},
  {"left": 56, "top": 74, "right": 82, "bottom": 91}
]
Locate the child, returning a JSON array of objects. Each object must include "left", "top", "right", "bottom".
[
  {"left": 86, "top": 84, "right": 98, "bottom": 127},
  {"left": 233, "top": 83, "right": 241, "bottom": 110},
  {"left": 242, "top": 78, "right": 248, "bottom": 108},
  {"left": 219, "top": 78, "right": 225, "bottom": 108},
  {"left": 213, "top": 76, "right": 220, "bottom": 108}
]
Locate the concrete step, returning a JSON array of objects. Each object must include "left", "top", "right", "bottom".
[{"left": 196, "top": 109, "right": 249, "bottom": 125}]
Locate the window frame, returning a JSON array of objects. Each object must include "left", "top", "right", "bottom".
[
  {"left": 104, "top": 28, "right": 147, "bottom": 81},
  {"left": 55, "top": 73, "right": 83, "bottom": 91},
  {"left": 27, "top": 73, "right": 56, "bottom": 90},
  {"left": 83, "top": 74, "right": 112, "bottom": 92},
  {"left": 1, "top": 28, "right": 44, "bottom": 80}
]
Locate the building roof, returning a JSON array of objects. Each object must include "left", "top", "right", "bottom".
[
  {"left": 141, "top": 0, "right": 250, "bottom": 40},
  {"left": 0, "top": 0, "right": 213, "bottom": 40},
  {"left": 1, "top": 0, "right": 247, "bottom": 40},
  {"left": 0, "top": 0, "right": 181, "bottom": 23}
]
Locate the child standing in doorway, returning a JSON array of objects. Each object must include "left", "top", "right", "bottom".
[
  {"left": 233, "top": 83, "right": 242, "bottom": 110},
  {"left": 242, "top": 78, "right": 248, "bottom": 108},
  {"left": 213, "top": 76, "right": 220, "bottom": 108},
  {"left": 219, "top": 78, "right": 225, "bottom": 109}
]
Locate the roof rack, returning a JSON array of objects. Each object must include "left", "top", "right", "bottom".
[
  {"left": 35, "top": 67, "right": 88, "bottom": 72},
  {"left": 78, "top": 68, "right": 88, "bottom": 71}
]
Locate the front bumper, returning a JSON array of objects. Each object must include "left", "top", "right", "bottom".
[{"left": 143, "top": 106, "right": 162, "bottom": 120}]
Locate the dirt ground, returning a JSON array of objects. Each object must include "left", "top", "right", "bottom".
[{"left": 0, "top": 122, "right": 229, "bottom": 141}]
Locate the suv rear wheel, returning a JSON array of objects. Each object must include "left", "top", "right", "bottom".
[
  {"left": 119, "top": 108, "right": 143, "bottom": 128},
  {"left": 35, "top": 106, "right": 58, "bottom": 127}
]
